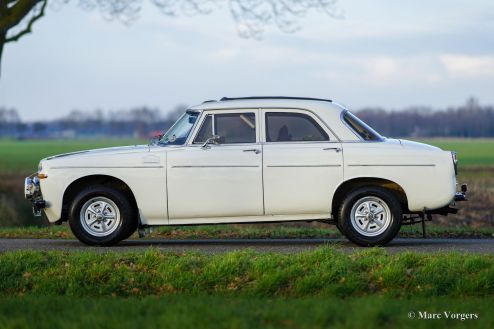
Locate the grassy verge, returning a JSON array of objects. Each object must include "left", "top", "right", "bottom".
[
  {"left": 0, "top": 224, "right": 493, "bottom": 240},
  {"left": 1, "top": 248, "right": 494, "bottom": 298},
  {"left": 0, "top": 295, "right": 490, "bottom": 329}
]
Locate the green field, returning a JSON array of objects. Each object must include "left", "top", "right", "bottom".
[
  {"left": 0, "top": 138, "right": 493, "bottom": 173},
  {"left": 0, "top": 139, "right": 145, "bottom": 173},
  {"left": 413, "top": 139, "right": 494, "bottom": 167}
]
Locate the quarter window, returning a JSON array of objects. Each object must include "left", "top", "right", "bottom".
[
  {"left": 265, "top": 112, "right": 329, "bottom": 142},
  {"left": 342, "top": 111, "right": 383, "bottom": 141},
  {"left": 194, "top": 113, "right": 256, "bottom": 144}
]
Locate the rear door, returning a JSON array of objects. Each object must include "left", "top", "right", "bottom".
[{"left": 261, "top": 109, "right": 344, "bottom": 216}]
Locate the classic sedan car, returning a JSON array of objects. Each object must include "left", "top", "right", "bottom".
[{"left": 25, "top": 96, "right": 467, "bottom": 246}]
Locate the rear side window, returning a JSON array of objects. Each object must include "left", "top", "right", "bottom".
[
  {"left": 265, "top": 112, "right": 329, "bottom": 142},
  {"left": 193, "top": 113, "right": 256, "bottom": 144},
  {"left": 342, "top": 111, "right": 383, "bottom": 141}
]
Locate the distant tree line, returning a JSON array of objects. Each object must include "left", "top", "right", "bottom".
[
  {"left": 1, "top": 98, "right": 493, "bottom": 139},
  {"left": 356, "top": 98, "right": 494, "bottom": 138},
  {"left": 0, "top": 105, "right": 187, "bottom": 139}
]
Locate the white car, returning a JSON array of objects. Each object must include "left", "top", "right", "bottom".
[{"left": 24, "top": 97, "right": 467, "bottom": 246}]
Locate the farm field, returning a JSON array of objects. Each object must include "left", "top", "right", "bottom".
[
  {"left": 0, "top": 139, "right": 146, "bottom": 173},
  {"left": 0, "top": 138, "right": 493, "bottom": 173}
]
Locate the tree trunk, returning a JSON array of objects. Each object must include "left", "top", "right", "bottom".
[{"left": 0, "top": 32, "right": 5, "bottom": 77}]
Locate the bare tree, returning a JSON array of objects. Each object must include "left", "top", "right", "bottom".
[{"left": 0, "top": 0, "right": 341, "bottom": 76}]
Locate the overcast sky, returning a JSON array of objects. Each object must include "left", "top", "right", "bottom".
[{"left": 1, "top": 0, "right": 493, "bottom": 120}]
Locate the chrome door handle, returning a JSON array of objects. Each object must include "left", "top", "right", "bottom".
[
  {"left": 323, "top": 147, "right": 342, "bottom": 152},
  {"left": 243, "top": 149, "right": 261, "bottom": 154}
]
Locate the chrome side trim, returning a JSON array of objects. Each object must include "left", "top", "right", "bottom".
[
  {"left": 267, "top": 164, "right": 341, "bottom": 168},
  {"left": 347, "top": 164, "right": 436, "bottom": 167},
  {"left": 171, "top": 165, "right": 260, "bottom": 168},
  {"left": 49, "top": 166, "right": 164, "bottom": 169}
]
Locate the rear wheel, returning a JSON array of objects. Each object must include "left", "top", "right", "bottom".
[
  {"left": 337, "top": 186, "right": 401, "bottom": 246},
  {"left": 68, "top": 186, "right": 137, "bottom": 246}
]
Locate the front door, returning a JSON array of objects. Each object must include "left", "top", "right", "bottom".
[
  {"left": 261, "top": 109, "right": 344, "bottom": 216},
  {"left": 167, "top": 109, "right": 263, "bottom": 220}
]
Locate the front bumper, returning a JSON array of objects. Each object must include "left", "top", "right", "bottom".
[{"left": 24, "top": 174, "right": 46, "bottom": 216}]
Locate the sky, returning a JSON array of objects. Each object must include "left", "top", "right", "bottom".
[{"left": 1, "top": 0, "right": 493, "bottom": 120}]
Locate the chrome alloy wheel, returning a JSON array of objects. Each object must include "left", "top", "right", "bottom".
[
  {"left": 350, "top": 196, "right": 392, "bottom": 237},
  {"left": 80, "top": 197, "right": 121, "bottom": 237}
]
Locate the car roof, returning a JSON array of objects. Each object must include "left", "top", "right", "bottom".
[
  {"left": 190, "top": 96, "right": 346, "bottom": 112},
  {"left": 188, "top": 96, "right": 359, "bottom": 141}
]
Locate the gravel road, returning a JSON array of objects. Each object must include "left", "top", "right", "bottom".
[{"left": 1, "top": 238, "right": 494, "bottom": 254}]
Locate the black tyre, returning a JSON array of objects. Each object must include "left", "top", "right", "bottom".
[
  {"left": 68, "top": 185, "right": 137, "bottom": 246},
  {"left": 337, "top": 186, "right": 402, "bottom": 246}
]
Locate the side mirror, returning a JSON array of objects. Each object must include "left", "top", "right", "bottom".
[{"left": 202, "top": 135, "right": 220, "bottom": 149}]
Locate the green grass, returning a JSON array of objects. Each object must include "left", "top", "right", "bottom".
[
  {"left": 1, "top": 248, "right": 494, "bottom": 298},
  {"left": 0, "top": 139, "right": 144, "bottom": 173},
  {"left": 1, "top": 224, "right": 493, "bottom": 240},
  {"left": 0, "top": 138, "right": 492, "bottom": 173},
  {"left": 413, "top": 138, "right": 494, "bottom": 168},
  {"left": 0, "top": 295, "right": 490, "bottom": 329}
]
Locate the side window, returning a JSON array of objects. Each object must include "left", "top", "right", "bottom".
[
  {"left": 193, "top": 113, "right": 256, "bottom": 144},
  {"left": 265, "top": 112, "right": 329, "bottom": 142}
]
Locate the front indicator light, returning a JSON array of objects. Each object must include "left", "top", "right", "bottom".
[{"left": 37, "top": 173, "right": 48, "bottom": 179}]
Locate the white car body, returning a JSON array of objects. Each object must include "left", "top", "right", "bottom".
[{"left": 25, "top": 97, "right": 464, "bottom": 245}]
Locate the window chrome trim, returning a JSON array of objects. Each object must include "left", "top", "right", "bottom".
[
  {"left": 188, "top": 109, "right": 259, "bottom": 146},
  {"left": 188, "top": 106, "right": 342, "bottom": 142}
]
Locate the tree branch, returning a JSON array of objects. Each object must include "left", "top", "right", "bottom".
[{"left": 4, "top": 0, "right": 46, "bottom": 43}]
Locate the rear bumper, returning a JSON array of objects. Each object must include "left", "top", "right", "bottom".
[
  {"left": 426, "top": 183, "right": 468, "bottom": 216},
  {"left": 454, "top": 183, "right": 468, "bottom": 202}
]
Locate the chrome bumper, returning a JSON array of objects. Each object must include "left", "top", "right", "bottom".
[{"left": 24, "top": 174, "right": 46, "bottom": 216}]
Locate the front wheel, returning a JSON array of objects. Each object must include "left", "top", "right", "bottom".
[
  {"left": 337, "top": 186, "right": 402, "bottom": 246},
  {"left": 68, "top": 186, "right": 137, "bottom": 246}
]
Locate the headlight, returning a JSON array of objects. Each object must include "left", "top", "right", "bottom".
[{"left": 38, "top": 162, "right": 43, "bottom": 172}]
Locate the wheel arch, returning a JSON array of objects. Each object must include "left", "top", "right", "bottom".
[
  {"left": 61, "top": 175, "right": 138, "bottom": 222},
  {"left": 332, "top": 177, "right": 409, "bottom": 219}
]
